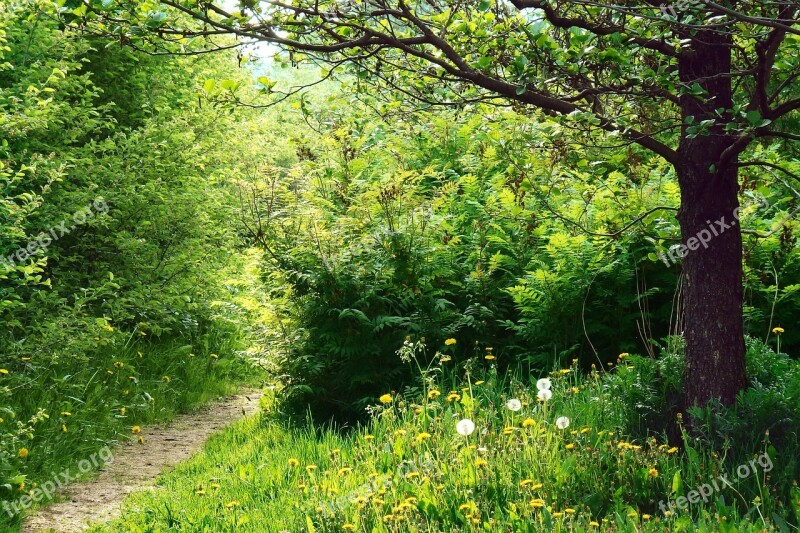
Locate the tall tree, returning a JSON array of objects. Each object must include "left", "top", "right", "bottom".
[{"left": 73, "top": 0, "right": 800, "bottom": 409}]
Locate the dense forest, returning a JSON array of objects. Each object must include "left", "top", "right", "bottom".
[{"left": 2, "top": 0, "right": 800, "bottom": 531}]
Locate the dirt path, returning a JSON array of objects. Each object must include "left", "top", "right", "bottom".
[{"left": 22, "top": 391, "right": 262, "bottom": 533}]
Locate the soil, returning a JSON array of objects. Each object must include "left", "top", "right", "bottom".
[{"left": 22, "top": 391, "right": 262, "bottom": 532}]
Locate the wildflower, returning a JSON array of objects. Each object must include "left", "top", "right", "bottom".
[
  {"left": 288, "top": 458, "right": 299, "bottom": 467},
  {"left": 428, "top": 389, "right": 441, "bottom": 400},
  {"left": 537, "top": 389, "right": 552, "bottom": 401},
  {"left": 61, "top": 411, "right": 72, "bottom": 417},
  {"left": 330, "top": 448, "right": 340, "bottom": 456},
  {"left": 0, "top": 369, "right": 9, "bottom": 375},
  {"left": 364, "top": 435, "right": 374, "bottom": 441},
  {"left": 484, "top": 355, "right": 495, "bottom": 360},
  {"left": 195, "top": 489, "right": 206, "bottom": 495},
  {"left": 445, "top": 338, "right": 457, "bottom": 346},
  {"left": 531, "top": 483, "right": 543, "bottom": 490},
  {"left": 649, "top": 468, "right": 659, "bottom": 478},
  {"left": 61, "top": 424, "right": 67, "bottom": 433},
  {"left": 619, "top": 353, "right": 629, "bottom": 359},
  {"left": 773, "top": 326, "right": 784, "bottom": 334},
  {"left": 565, "top": 443, "right": 575, "bottom": 450},
  {"left": 338, "top": 467, "right": 352, "bottom": 475},
  {"left": 137, "top": 436, "right": 144, "bottom": 444},
  {"left": 506, "top": 399, "right": 522, "bottom": 411},
  {"left": 552, "top": 512, "right": 564, "bottom": 518},
  {"left": 520, "top": 479, "right": 533, "bottom": 487},
  {"left": 440, "top": 355, "right": 452, "bottom": 363},
  {"left": 667, "top": 447, "right": 679, "bottom": 454},
  {"left": 343, "top": 525, "right": 356, "bottom": 531},
  {"left": 210, "top": 353, "right": 219, "bottom": 359},
  {"left": 529, "top": 498, "right": 545, "bottom": 508},
  {"left": 474, "top": 380, "right": 484, "bottom": 385},
  {"left": 474, "top": 458, "right": 488, "bottom": 468},
  {"left": 503, "top": 426, "right": 515, "bottom": 435},
  {"left": 114, "top": 361, "right": 124, "bottom": 368},
  {"left": 590, "top": 521, "right": 600, "bottom": 526},
  {"left": 379, "top": 394, "right": 393, "bottom": 404},
  {"left": 556, "top": 417, "right": 570, "bottom": 430},
  {"left": 405, "top": 471, "right": 420, "bottom": 479},
  {"left": 162, "top": 376, "right": 171, "bottom": 383},
  {"left": 131, "top": 426, "right": 141, "bottom": 434},
  {"left": 447, "top": 392, "right": 461, "bottom": 402},
  {"left": 415, "top": 432, "right": 431, "bottom": 442},
  {"left": 522, "top": 418, "right": 536, "bottom": 428},
  {"left": 459, "top": 503, "right": 472, "bottom": 512},
  {"left": 565, "top": 508, "right": 576, "bottom": 514},
  {"left": 120, "top": 407, "right": 126, "bottom": 416},
  {"left": 558, "top": 369, "right": 571, "bottom": 374},
  {"left": 627, "top": 511, "right": 638, "bottom": 518},
  {"left": 306, "top": 464, "right": 318, "bottom": 473},
  {"left": 225, "top": 501, "right": 240, "bottom": 508},
  {"left": 456, "top": 418, "right": 476, "bottom": 436},
  {"left": 643, "top": 514, "right": 651, "bottom": 521},
  {"left": 18, "top": 448, "right": 29, "bottom": 458}
]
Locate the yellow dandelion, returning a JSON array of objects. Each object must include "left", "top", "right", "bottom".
[
  {"left": 522, "top": 418, "right": 536, "bottom": 428},
  {"left": 18, "top": 448, "right": 29, "bottom": 458},
  {"left": 415, "top": 432, "right": 431, "bottom": 442},
  {"left": 590, "top": 521, "right": 599, "bottom": 527},
  {"left": 565, "top": 508, "right": 576, "bottom": 514},
  {"left": 364, "top": 435, "right": 374, "bottom": 441},
  {"left": 552, "top": 512, "right": 564, "bottom": 518},
  {"left": 0, "top": 369, "right": 9, "bottom": 375},
  {"left": 61, "top": 424, "right": 67, "bottom": 433},
  {"left": 131, "top": 426, "right": 141, "bottom": 434},
  {"left": 649, "top": 468, "right": 659, "bottom": 478},
  {"left": 444, "top": 338, "right": 457, "bottom": 346},
  {"left": 529, "top": 498, "right": 545, "bottom": 508},
  {"left": 447, "top": 392, "right": 461, "bottom": 402},
  {"left": 531, "top": 483, "right": 543, "bottom": 490},
  {"left": 520, "top": 479, "right": 533, "bottom": 487},
  {"left": 773, "top": 327, "right": 784, "bottom": 334},
  {"left": 428, "top": 389, "right": 441, "bottom": 399},
  {"left": 667, "top": 446, "right": 679, "bottom": 454},
  {"left": 305, "top": 464, "right": 318, "bottom": 472},
  {"left": 120, "top": 407, "right": 126, "bottom": 416},
  {"left": 484, "top": 355, "right": 495, "bottom": 360},
  {"left": 643, "top": 514, "right": 651, "bottom": 521},
  {"left": 379, "top": 393, "right": 393, "bottom": 404},
  {"left": 61, "top": 411, "right": 71, "bottom": 417},
  {"left": 338, "top": 467, "right": 352, "bottom": 475},
  {"left": 343, "top": 525, "right": 356, "bottom": 531},
  {"left": 114, "top": 361, "right": 124, "bottom": 368},
  {"left": 225, "top": 501, "right": 240, "bottom": 508},
  {"left": 565, "top": 443, "right": 575, "bottom": 450},
  {"left": 288, "top": 458, "right": 299, "bottom": 467},
  {"left": 474, "top": 459, "right": 488, "bottom": 468}
]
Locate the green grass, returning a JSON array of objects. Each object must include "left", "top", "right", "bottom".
[
  {"left": 0, "top": 320, "right": 262, "bottom": 532},
  {"left": 88, "top": 342, "right": 799, "bottom": 532}
]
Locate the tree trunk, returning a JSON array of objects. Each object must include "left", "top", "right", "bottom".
[{"left": 676, "top": 24, "right": 748, "bottom": 409}]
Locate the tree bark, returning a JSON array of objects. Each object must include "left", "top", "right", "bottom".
[{"left": 676, "top": 24, "right": 748, "bottom": 409}]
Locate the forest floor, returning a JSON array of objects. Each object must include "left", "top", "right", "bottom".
[{"left": 21, "top": 391, "right": 262, "bottom": 533}]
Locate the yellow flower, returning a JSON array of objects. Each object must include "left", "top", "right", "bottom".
[
  {"left": 61, "top": 424, "right": 67, "bottom": 433},
  {"left": 120, "top": 407, "right": 126, "bottom": 416},
  {"left": 225, "top": 501, "right": 240, "bottom": 508},
  {"left": 114, "top": 361, "right": 124, "bottom": 368},
  {"left": 484, "top": 355, "right": 495, "bottom": 360},
  {"left": 522, "top": 418, "right": 536, "bottom": 428},
  {"left": 405, "top": 471, "right": 420, "bottom": 479},
  {"left": 447, "top": 392, "right": 461, "bottom": 402},
  {"left": 531, "top": 483, "right": 543, "bottom": 490},
  {"left": 565, "top": 443, "right": 575, "bottom": 450},
  {"left": 552, "top": 512, "right": 564, "bottom": 518},
  {"left": 306, "top": 464, "right": 318, "bottom": 472},
  {"left": 343, "top": 525, "right": 356, "bottom": 531},
  {"left": 138, "top": 436, "right": 144, "bottom": 444},
  {"left": 529, "top": 498, "right": 545, "bottom": 508},
  {"left": 428, "top": 389, "right": 441, "bottom": 400},
  {"left": 210, "top": 353, "right": 219, "bottom": 359},
  {"left": 520, "top": 479, "right": 533, "bottom": 487},
  {"left": 288, "top": 458, "right": 299, "bottom": 467},
  {"left": 558, "top": 368, "right": 571, "bottom": 374},
  {"left": 590, "top": 521, "right": 600, "bottom": 527},
  {"left": 338, "top": 467, "right": 352, "bottom": 475},
  {"left": 379, "top": 393, "right": 393, "bottom": 404},
  {"left": 474, "top": 380, "right": 484, "bottom": 385},
  {"left": 131, "top": 426, "right": 141, "bottom": 434},
  {"left": 0, "top": 369, "right": 9, "bottom": 374},
  {"left": 61, "top": 411, "right": 72, "bottom": 417},
  {"left": 444, "top": 338, "right": 457, "bottom": 346},
  {"left": 643, "top": 514, "right": 651, "bottom": 521},
  {"left": 474, "top": 459, "right": 488, "bottom": 468},
  {"left": 195, "top": 489, "right": 206, "bottom": 495},
  {"left": 18, "top": 448, "right": 29, "bottom": 459},
  {"left": 649, "top": 468, "right": 659, "bottom": 478},
  {"left": 364, "top": 435, "right": 374, "bottom": 441},
  {"left": 773, "top": 326, "right": 784, "bottom": 334},
  {"left": 415, "top": 432, "right": 431, "bottom": 442},
  {"left": 619, "top": 353, "right": 629, "bottom": 359},
  {"left": 565, "top": 508, "right": 576, "bottom": 514},
  {"left": 440, "top": 355, "right": 452, "bottom": 363},
  {"left": 667, "top": 446, "right": 679, "bottom": 454}
]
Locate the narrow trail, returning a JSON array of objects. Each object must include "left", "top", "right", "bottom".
[{"left": 22, "top": 391, "right": 262, "bottom": 533}]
